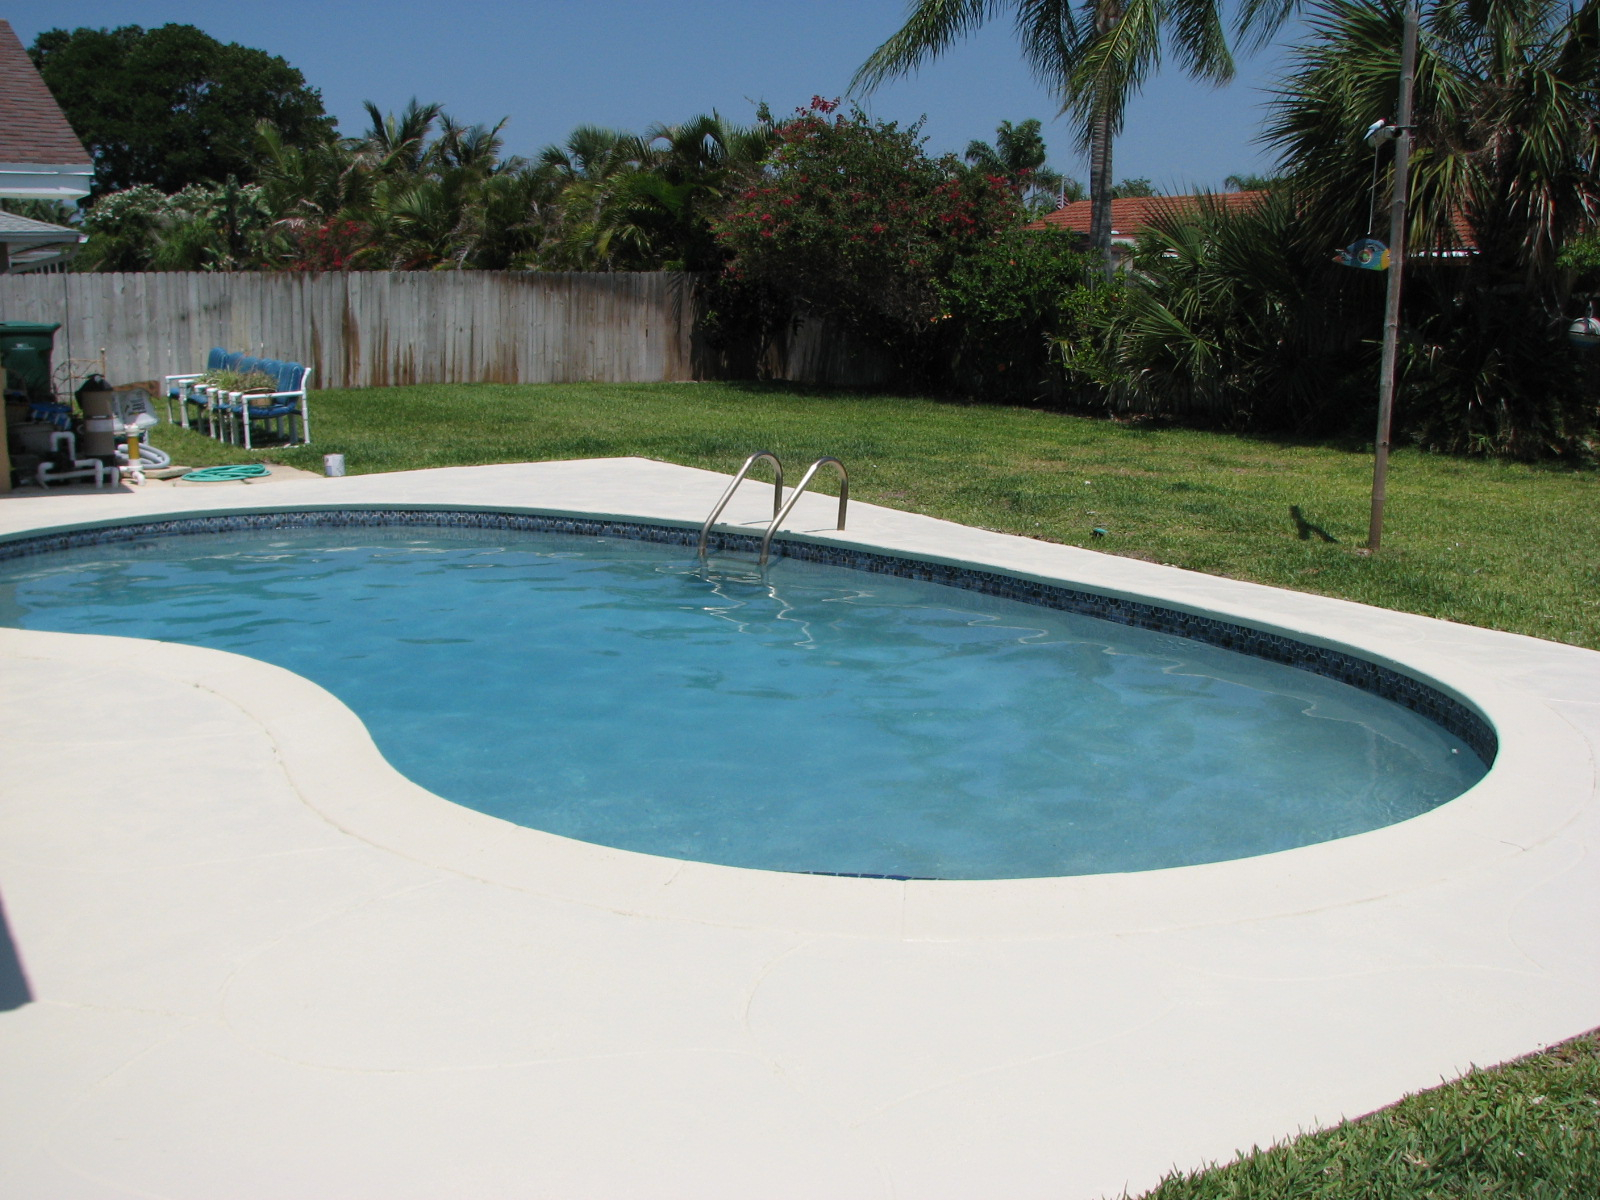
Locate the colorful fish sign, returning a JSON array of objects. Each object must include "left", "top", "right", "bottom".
[{"left": 1334, "top": 237, "right": 1391, "bottom": 271}]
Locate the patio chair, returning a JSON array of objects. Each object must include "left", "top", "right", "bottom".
[
  {"left": 164, "top": 347, "right": 228, "bottom": 427},
  {"left": 205, "top": 354, "right": 260, "bottom": 443},
  {"left": 229, "top": 360, "right": 313, "bottom": 449}
]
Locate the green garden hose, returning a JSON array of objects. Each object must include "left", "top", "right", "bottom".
[{"left": 181, "top": 464, "right": 271, "bottom": 482}]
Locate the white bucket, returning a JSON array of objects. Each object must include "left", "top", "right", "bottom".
[{"left": 322, "top": 453, "right": 346, "bottom": 477}]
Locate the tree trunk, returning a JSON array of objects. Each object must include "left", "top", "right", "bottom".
[
  {"left": 1088, "top": 0, "right": 1124, "bottom": 280},
  {"left": 1087, "top": 104, "right": 1115, "bottom": 279}
]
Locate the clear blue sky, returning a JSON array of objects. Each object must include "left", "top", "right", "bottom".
[{"left": 8, "top": 1, "right": 1307, "bottom": 192}]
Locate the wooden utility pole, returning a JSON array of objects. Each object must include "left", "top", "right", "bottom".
[{"left": 1368, "top": 2, "right": 1421, "bottom": 551}]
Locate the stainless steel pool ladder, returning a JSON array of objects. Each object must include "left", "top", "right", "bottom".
[
  {"left": 696, "top": 452, "right": 849, "bottom": 566},
  {"left": 759, "top": 457, "right": 847, "bottom": 566},
  {"left": 697, "top": 451, "right": 784, "bottom": 558}
]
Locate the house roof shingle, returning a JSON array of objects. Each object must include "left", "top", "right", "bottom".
[
  {"left": 0, "top": 208, "right": 84, "bottom": 245},
  {"left": 0, "top": 19, "right": 92, "bottom": 167}
]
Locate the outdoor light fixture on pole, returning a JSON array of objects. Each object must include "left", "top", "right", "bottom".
[{"left": 1368, "top": 2, "right": 1421, "bottom": 552}]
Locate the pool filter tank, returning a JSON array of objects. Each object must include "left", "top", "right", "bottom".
[{"left": 74, "top": 376, "right": 118, "bottom": 461}]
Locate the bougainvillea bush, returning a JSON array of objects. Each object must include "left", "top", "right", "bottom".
[
  {"left": 711, "top": 98, "right": 1023, "bottom": 388},
  {"left": 286, "top": 218, "right": 372, "bottom": 271}
]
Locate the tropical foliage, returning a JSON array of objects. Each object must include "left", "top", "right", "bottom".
[
  {"left": 853, "top": 0, "right": 1270, "bottom": 275},
  {"left": 1079, "top": 0, "right": 1600, "bottom": 460},
  {"left": 1078, "top": 187, "right": 1384, "bottom": 430},
  {"left": 63, "top": 96, "right": 777, "bottom": 275},
  {"left": 75, "top": 181, "right": 276, "bottom": 272},
  {"left": 1272, "top": 0, "right": 1600, "bottom": 458},
  {"left": 709, "top": 99, "right": 1030, "bottom": 388},
  {"left": 34, "top": 8, "right": 1600, "bottom": 461},
  {"left": 964, "top": 118, "right": 1080, "bottom": 213},
  {"left": 940, "top": 226, "right": 1102, "bottom": 403}
]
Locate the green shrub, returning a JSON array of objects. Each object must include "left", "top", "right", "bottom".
[
  {"left": 710, "top": 98, "right": 1020, "bottom": 388},
  {"left": 937, "top": 226, "right": 1100, "bottom": 404}
]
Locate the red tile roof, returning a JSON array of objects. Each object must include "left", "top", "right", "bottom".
[
  {"left": 1024, "top": 191, "right": 1267, "bottom": 237},
  {"left": 1026, "top": 188, "right": 1480, "bottom": 252},
  {"left": 0, "top": 20, "right": 92, "bottom": 166}
]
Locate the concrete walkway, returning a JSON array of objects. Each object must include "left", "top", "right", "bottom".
[{"left": 1, "top": 459, "right": 1596, "bottom": 1199}]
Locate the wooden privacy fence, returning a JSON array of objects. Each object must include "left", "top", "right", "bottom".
[{"left": 0, "top": 270, "right": 891, "bottom": 391}]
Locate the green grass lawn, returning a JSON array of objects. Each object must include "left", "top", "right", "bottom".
[
  {"left": 153, "top": 380, "right": 1599, "bottom": 1195},
  {"left": 158, "top": 380, "right": 1599, "bottom": 649},
  {"left": 1135, "top": 1030, "right": 1600, "bottom": 1199}
]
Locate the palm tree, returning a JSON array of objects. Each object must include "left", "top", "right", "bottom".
[
  {"left": 1222, "top": 171, "right": 1281, "bottom": 191},
  {"left": 436, "top": 115, "right": 518, "bottom": 177},
  {"left": 1263, "top": 0, "right": 1600, "bottom": 454},
  {"left": 254, "top": 122, "right": 376, "bottom": 247},
  {"left": 359, "top": 98, "right": 445, "bottom": 175},
  {"left": 964, "top": 118, "right": 1078, "bottom": 211},
  {"left": 536, "top": 116, "right": 774, "bottom": 270},
  {"left": 853, "top": 0, "right": 1248, "bottom": 275},
  {"left": 1267, "top": 0, "right": 1600, "bottom": 272},
  {"left": 534, "top": 126, "right": 649, "bottom": 268},
  {"left": 641, "top": 113, "right": 775, "bottom": 268}
]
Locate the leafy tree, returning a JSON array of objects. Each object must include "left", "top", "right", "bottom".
[
  {"left": 29, "top": 24, "right": 332, "bottom": 196},
  {"left": 72, "top": 185, "right": 169, "bottom": 270},
  {"left": 853, "top": 0, "right": 1270, "bottom": 276},
  {"left": 711, "top": 99, "right": 1022, "bottom": 386},
  {"left": 1111, "top": 177, "right": 1155, "bottom": 197}
]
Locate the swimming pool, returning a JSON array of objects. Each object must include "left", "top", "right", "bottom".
[
  {"left": 2, "top": 461, "right": 1593, "bottom": 1200},
  {"left": 0, "top": 509, "right": 1490, "bottom": 880}
]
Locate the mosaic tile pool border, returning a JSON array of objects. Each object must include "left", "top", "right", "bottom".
[{"left": 0, "top": 507, "right": 1498, "bottom": 765}]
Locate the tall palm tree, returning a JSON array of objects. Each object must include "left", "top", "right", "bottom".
[{"left": 853, "top": 0, "right": 1247, "bottom": 275}]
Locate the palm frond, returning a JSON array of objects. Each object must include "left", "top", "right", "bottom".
[{"left": 851, "top": 0, "right": 1006, "bottom": 93}]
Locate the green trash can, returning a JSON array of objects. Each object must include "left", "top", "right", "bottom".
[{"left": 0, "top": 322, "right": 61, "bottom": 403}]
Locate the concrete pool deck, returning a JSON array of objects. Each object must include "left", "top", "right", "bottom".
[{"left": 0, "top": 457, "right": 1596, "bottom": 1199}]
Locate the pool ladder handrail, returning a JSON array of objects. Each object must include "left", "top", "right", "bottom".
[
  {"left": 697, "top": 451, "right": 784, "bottom": 558},
  {"left": 760, "top": 457, "right": 848, "bottom": 566}
]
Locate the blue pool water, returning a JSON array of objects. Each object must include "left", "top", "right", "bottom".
[{"left": 0, "top": 525, "right": 1487, "bottom": 879}]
